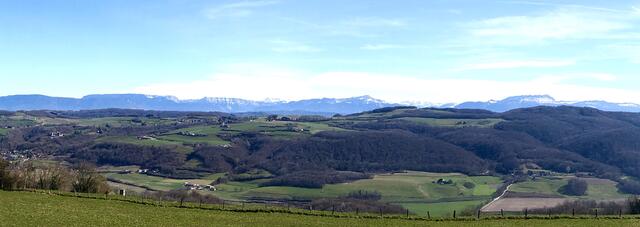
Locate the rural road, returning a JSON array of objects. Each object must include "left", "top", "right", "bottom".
[{"left": 481, "top": 183, "right": 512, "bottom": 211}]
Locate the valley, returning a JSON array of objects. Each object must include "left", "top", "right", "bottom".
[{"left": 2, "top": 105, "right": 640, "bottom": 218}]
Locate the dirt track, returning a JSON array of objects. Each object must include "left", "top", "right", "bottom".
[{"left": 481, "top": 197, "right": 572, "bottom": 212}]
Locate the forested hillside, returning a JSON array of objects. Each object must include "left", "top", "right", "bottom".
[{"left": 2, "top": 106, "right": 640, "bottom": 193}]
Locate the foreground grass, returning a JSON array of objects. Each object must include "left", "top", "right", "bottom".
[{"left": 2, "top": 191, "right": 640, "bottom": 227}]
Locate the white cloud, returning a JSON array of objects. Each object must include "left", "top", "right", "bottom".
[
  {"left": 361, "top": 44, "right": 407, "bottom": 50},
  {"left": 458, "top": 59, "right": 576, "bottom": 70},
  {"left": 600, "top": 44, "right": 640, "bottom": 64},
  {"left": 344, "top": 17, "right": 407, "bottom": 28},
  {"left": 133, "top": 66, "right": 639, "bottom": 104},
  {"left": 502, "top": 1, "right": 632, "bottom": 14},
  {"left": 270, "top": 39, "right": 322, "bottom": 53},
  {"left": 204, "top": 0, "right": 280, "bottom": 19},
  {"left": 466, "top": 7, "right": 636, "bottom": 45}
]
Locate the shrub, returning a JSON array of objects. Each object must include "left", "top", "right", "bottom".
[
  {"left": 463, "top": 182, "right": 476, "bottom": 189},
  {"left": 344, "top": 190, "right": 381, "bottom": 201},
  {"left": 559, "top": 178, "right": 588, "bottom": 196}
]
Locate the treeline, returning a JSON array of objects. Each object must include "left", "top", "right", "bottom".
[
  {"left": 531, "top": 197, "right": 640, "bottom": 215},
  {"left": 24, "top": 109, "right": 232, "bottom": 119},
  {"left": 310, "top": 198, "right": 405, "bottom": 214},
  {"left": 0, "top": 160, "right": 108, "bottom": 193},
  {"left": 259, "top": 171, "right": 371, "bottom": 188},
  {"left": 72, "top": 143, "right": 186, "bottom": 176}
]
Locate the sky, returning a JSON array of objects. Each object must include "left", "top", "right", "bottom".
[{"left": 1, "top": 0, "right": 640, "bottom": 104}]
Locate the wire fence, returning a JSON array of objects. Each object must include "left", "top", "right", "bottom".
[{"left": 10, "top": 189, "right": 640, "bottom": 221}]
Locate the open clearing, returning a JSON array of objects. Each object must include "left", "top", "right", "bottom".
[
  {"left": 399, "top": 117, "right": 504, "bottom": 128},
  {"left": 210, "top": 171, "right": 502, "bottom": 217},
  {"left": 482, "top": 198, "right": 570, "bottom": 212},
  {"left": 2, "top": 191, "right": 640, "bottom": 227},
  {"left": 105, "top": 172, "right": 222, "bottom": 191},
  {"left": 101, "top": 171, "right": 501, "bottom": 217},
  {"left": 482, "top": 176, "right": 631, "bottom": 212}
]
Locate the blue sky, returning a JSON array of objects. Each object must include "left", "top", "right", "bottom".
[{"left": 1, "top": 0, "right": 640, "bottom": 104}]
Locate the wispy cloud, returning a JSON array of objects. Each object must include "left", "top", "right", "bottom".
[
  {"left": 344, "top": 17, "right": 407, "bottom": 28},
  {"left": 464, "top": 7, "right": 638, "bottom": 45},
  {"left": 270, "top": 39, "right": 322, "bottom": 53},
  {"left": 361, "top": 44, "right": 407, "bottom": 50},
  {"left": 204, "top": 0, "right": 280, "bottom": 19},
  {"left": 458, "top": 59, "right": 576, "bottom": 70},
  {"left": 536, "top": 73, "right": 618, "bottom": 83},
  {"left": 501, "top": 1, "right": 633, "bottom": 14},
  {"left": 603, "top": 43, "right": 640, "bottom": 64}
]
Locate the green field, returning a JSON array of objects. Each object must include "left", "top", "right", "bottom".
[
  {"left": 0, "top": 115, "right": 36, "bottom": 127},
  {"left": 0, "top": 127, "right": 8, "bottom": 136},
  {"left": 99, "top": 171, "right": 501, "bottom": 217},
  {"left": 105, "top": 173, "right": 222, "bottom": 191},
  {"left": 74, "top": 117, "right": 175, "bottom": 127},
  {"left": 400, "top": 117, "right": 504, "bottom": 128},
  {"left": 2, "top": 191, "right": 639, "bottom": 227},
  {"left": 96, "top": 136, "right": 194, "bottom": 153},
  {"left": 510, "top": 176, "right": 629, "bottom": 200},
  {"left": 159, "top": 120, "right": 344, "bottom": 144},
  {"left": 209, "top": 172, "right": 502, "bottom": 216}
]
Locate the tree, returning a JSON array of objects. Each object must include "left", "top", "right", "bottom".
[
  {"left": 266, "top": 115, "right": 279, "bottom": 121},
  {"left": 0, "top": 159, "right": 12, "bottom": 190},
  {"left": 561, "top": 178, "right": 588, "bottom": 196},
  {"left": 72, "top": 162, "right": 108, "bottom": 193}
]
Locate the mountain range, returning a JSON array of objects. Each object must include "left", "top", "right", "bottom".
[
  {"left": 455, "top": 95, "right": 640, "bottom": 113},
  {"left": 0, "top": 94, "right": 394, "bottom": 115},
  {"left": 1, "top": 94, "right": 639, "bottom": 114}
]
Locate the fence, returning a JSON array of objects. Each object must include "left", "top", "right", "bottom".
[{"left": 10, "top": 189, "right": 640, "bottom": 221}]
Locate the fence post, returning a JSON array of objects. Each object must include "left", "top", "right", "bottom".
[
  {"left": 524, "top": 208, "right": 528, "bottom": 219},
  {"left": 595, "top": 209, "right": 598, "bottom": 218},
  {"left": 380, "top": 207, "right": 383, "bottom": 218},
  {"left": 222, "top": 200, "right": 225, "bottom": 209},
  {"left": 287, "top": 203, "right": 290, "bottom": 211},
  {"left": 453, "top": 210, "right": 456, "bottom": 219},
  {"left": 199, "top": 199, "right": 202, "bottom": 208},
  {"left": 427, "top": 211, "right": 431, "bottom": 219},
  {"left": 477, "top": 210, "right": 481, "bottom": 220},
  {"left": 356, "top": 208, "right": 359, "bottom": 216},
  {"left": 548, "top": 209, "right": 551, "bottom": 218},
  {"left": 406, "top": 209, "right": 409, "bottom": 218},
  {"left": 619, "top": 208, "right": 622, "bottom": 218},
  {"left": 500, "top": 209, "right": 504, "bottom": 218},
  {"left": 332, "top": 205, "right": 335, "bottom": 215},
  {"left": 572, "top": 208, "right": 575, "bottom": 217}
]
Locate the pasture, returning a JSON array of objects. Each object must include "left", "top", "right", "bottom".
[
  {"left": 484, "top": 176, "right": 631, "bottom": 212},
  {"left": 210, "top": 171, "right": 502, "bottom": 217},
  {"left": 105, "top": 172, "right": 222, "bottom": 191},
  {"left": 399, "top": 117, "right": 504, "bottom": 128},
  {"left": 509, "top": 176, "right": 628, "bottom": 200},
  {"left": 2, "top": 191, "right": 640, "bottom": 226}
]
